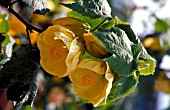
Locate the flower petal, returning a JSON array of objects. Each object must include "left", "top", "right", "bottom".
[
  {"left": 54, "top": 31, "right": 73, "bottom": 48},
  {"left": 69, "top": 68, "right": 105, "bottom": 99},
  {"left": 52, "top": 17, "right": 90, "bottom": 37},
  {"left": 66, "top": 38, "right": 82, "bottom": 73},
  {"left": 40, "top": 51, "right": 68, "bottom": 77},
  {"left": 37, "top": 33, "right": 53, "bottom": 57},
  {"left": 78, "top": 59, "right": 107, "bottom": 75},
  {"left": 43, "top": 25, "right": 61, "bottom": 45}
]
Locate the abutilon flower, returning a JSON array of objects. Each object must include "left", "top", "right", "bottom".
[
  {"left": 37, "top": 25, "right": 82, "bottom": 77},
  {"left": 69, "top": 59, "right": 114, "bottom": 107},
  {"left": 83, "top": 33, "right": 108, "bottom": 58}
]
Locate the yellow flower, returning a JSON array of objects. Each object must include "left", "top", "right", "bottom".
[
  {"left": 8, "top": 15, "right": 39, "bottom": 45},
  {"left": 52, "top": 17, "right": 90, "bottom": 37},
  {"left": 0, "top": 18, "right": 2, "bottom": 23},
  {"left": 154, "top": 71, "right": 170, "bottom": 93},
  {"left": 69, "top": 59, "right": 114, "bottom": 107},
  {"left": 8, "top": 15, "right": 26, "bottom": 36},
  {"left": 83, "top": 33, "right": 108, "bottom": 58},
  {"left": 143, "top": 37, "right": 162, "bottom": 51},
  {"left": 37, "top": 25, "right": 82, "bottom": 77}
]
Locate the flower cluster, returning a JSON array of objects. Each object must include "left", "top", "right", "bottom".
[{"left": 37, "top": 17, "right": 114, "bottom": 106}]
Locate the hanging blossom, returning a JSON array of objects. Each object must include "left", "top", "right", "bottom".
[
  {"left": 37, "top": 25, "right": 83, "bottom": 77},
  {"left": 37, "top": 17, "right": 115, "bottom": 106},
  {"left": 69, "top": 59, "right": 114, "bottom": 107}
]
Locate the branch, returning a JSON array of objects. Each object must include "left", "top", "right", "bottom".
[{"left": 0, "top": 0, "right": 43, "bottom": 33}]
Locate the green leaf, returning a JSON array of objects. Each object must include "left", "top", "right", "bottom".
[
  {"left": 0, "top": 35, "right": 15, "bottom": 65},
  {"left": 131, "top": 43, "right": 142, "bottom": 59},
  {"left": 15, "top": 82, "right": 37, "bottom": 109},
  {"left": 23, "top": 83, "right": 37, "bottom": 106},
  {"left": 0, "top": 47, "right": 39, "bottom": 109},
  {"left": 0, "top": 34, "right": 6, "bottom": 44},
  {"left": 93, "top": 28, "right": 135, "bottom": 76},
  {"left": 115, "top": 16, "right": 140, "bottom": 44},
  {"left": 137, "top": 48, "right": 156, "bottom": 75},
  {"left": 0, "top": 14, "right": 7, "bottom": 20},
  {"left": 100, "top": 18, "right": 115, "bottom": 29},
  {"left": 154, "top": 18, "right": 169, "bottom": 33},
  {"left": 0, "top": 14, "right": 9, "bottom": 33},
  {"left": 62, "top": 0, "right": 112, "bottom": 19},
  {"left": 82, "top": 51, "right": 96, "bottom": 60},
  {"left": 1, "top": 34, "right": 12, "bottom": 46},
  {"left": 20, "top": 105, "right": 32, "bottom": 110},
  {"left": 68, "top": 11, "right": 103, "bottom": 30},
  {"left": 109, "top": 73, "right": 138, "bottom": 101},
  {"left": 114, "top": 17, "right": 156, "bottom": 75}
]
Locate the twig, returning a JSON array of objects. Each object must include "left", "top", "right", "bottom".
[
  {"left": 26, "top": 28, "right": 32, "bottom": 47},
  {"left": 8, "top": 0, "right": 20, "bottom": 6},
  {"left": 0, "top": 0, "right": 43, "bottom": 33}
]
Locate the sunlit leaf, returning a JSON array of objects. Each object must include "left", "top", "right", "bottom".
[
  {"left": 23, "top": 83, "right": 37, "bottom": 106},
  {"left": 20, "top": 105, "right": 32, "bottom": 110},
  {"left": 137, "top": 48, "right": 156, "bottom": 75},
  {"left": 114, "top": 17, "right": 156, "bottom": 76},
  {"left": 0, "top": 14, "right": 9, "bottom": 33},
  {"left": 154, "top": 18, "right": 169, "bottom": 33},
  {"left": 114, "top": 16, "right": 140, "bottom": 44},
  {"left": 109, "top": 74, "right": 138, "bottom": 101},
  {"left": 93, "top": 28, "right": 135, "bottom": 76},
  {"left": 68, "top": 11, "right": 103, "bottom": 30},
  {"left": 22, "top": 0, "right": 50, "bottom": 15},
  {"left": 62, "top": 0, "right": 112, "bottom": 19},
  {"left": 0, "top": 35, "right": 15, "bottom": 65},
  {"left": 1, "top": 34, "right": 13, "bottom": 47}
]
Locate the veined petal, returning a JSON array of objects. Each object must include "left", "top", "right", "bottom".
[
  {"left": 40, "top": 53, "right": 68, "bottom": 77},
  {"left": 37, "top": 32, "right": 51, "bottom": 52},
  {"left": 43, "top": 25, "right": 61, "bottom": 45},
  {"left": 69, "top": 68, "right": 105, "bottom": 99},
  {"left": 78, "top": 59, "right": 107, "bottom": 75},
  {"left": 105, "top": 63, "right": 114, "bottom": 97},
  {"left": 66, "top": 38, "right": 82, "bottom": 74},
  {"left": 89, "top": 63, "right": 114, "bottom": 107},
  {"left": 43, "top": 25, "right": 75, "bottom": 46},
  {"left": 59, "top": 25, "right": 75, "bottom": 39},
  {"left": 54, "top": 31, "right": 73, "bottom": 48}
]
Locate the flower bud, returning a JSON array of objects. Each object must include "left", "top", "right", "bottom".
[{"left": 83, "top": 33, "right": 108, "bottom": 58}]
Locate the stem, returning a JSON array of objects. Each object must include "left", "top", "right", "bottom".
[
  {"left": 92, "top": 19, "right": 106, "bottom": 31},
  {"left": 0, "top": 0, "right": 43, "bottom": 33}
]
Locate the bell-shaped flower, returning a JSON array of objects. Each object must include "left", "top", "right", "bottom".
[
  {"left": 69, "top": 59, "right": 114, "bottom": 107},
  {"left": 37, "top": 25, "right": 82, "bottom": 77}
]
